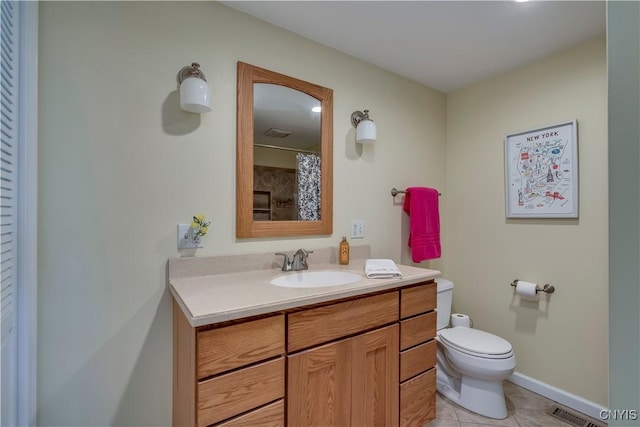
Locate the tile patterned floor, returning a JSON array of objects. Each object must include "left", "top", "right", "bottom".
[{"left": 427, "top": 381, "right": 601, "bottom": 427}]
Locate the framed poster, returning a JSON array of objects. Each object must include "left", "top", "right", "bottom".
[{"left": 504, "top": 120, "right": 578, "bottom": 218}]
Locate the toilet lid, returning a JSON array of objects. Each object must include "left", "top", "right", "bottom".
[{"left": 438, "top": 327, "right": 513, "bottom": 357}]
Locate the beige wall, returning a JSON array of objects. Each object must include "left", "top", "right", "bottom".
[
  {"left": 444, "top": 37, "right": 607, "bottom": 405},
  {"left": 38, "top": 2, "right": 608, "bottom": 424},
  {"left": 37, "top": 2, "right": 445, "bottom": 425}
]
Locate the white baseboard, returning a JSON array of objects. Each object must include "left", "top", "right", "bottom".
[{"left": 507, "top": 371, "right": 607, "bottom": 422}]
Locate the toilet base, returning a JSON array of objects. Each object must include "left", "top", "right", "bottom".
[{"left": 437, "top": 368, "right": 508, "bottom": 419}]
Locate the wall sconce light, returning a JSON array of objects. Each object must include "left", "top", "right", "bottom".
[
  {"left": 177, "top": 62, "right": 212, "bottom": 113},
  {"left": 351, "top": 109, "right": 376, "bottom": 144}
]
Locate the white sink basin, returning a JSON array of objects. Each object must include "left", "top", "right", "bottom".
[{"left": 270, "top": 270, "right": 362, "bottom": 288}]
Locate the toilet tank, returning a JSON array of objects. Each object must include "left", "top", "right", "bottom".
[{"left": 435, "top": 278, "right": 454, "bottom": 330}]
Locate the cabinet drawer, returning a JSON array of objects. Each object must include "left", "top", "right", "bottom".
[
  {"left": 400, "top": 282, "right": 436, "bottom": 319},
  {"left": 400, "top": 340, "right": 436, "bottom": 382},
  {"left": 197, "top": 358, "right": 284, "bottom": 426},
  {"left": 400, "top": 368, "right": 436, "bottom": 427},
  {"left": 288, "top": 292, "right": 399, "bottom": 352},
  {"left": 400, "top": 312, "right": 436, "bottom": 351},
  {"left": 215, "top": 399, "right": 284, "bottom": 427},
  {"left": 197, "top": 315, "right": 285, "bottom": 378}
]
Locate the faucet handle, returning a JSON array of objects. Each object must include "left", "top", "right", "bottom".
[
  {"left": 275, "top": 252, "right": 292, "bottom": 271},
  {"left": 293, "top": 248, "right": 313, "bottom": 270},
  {"left": 295, "top": 248, "right": 313, "bottom": 257}
]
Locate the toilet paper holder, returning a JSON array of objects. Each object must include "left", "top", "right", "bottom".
[{"left": 510, "top": 279, "right": 555, "bottom": 294}]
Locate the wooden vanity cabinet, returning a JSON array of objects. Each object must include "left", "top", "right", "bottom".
[
  {"left": 399, "top": 282, "right": 438, "bottom": 427},
  {"left": 173, "top": 279, "right": 437, "bottom": 427}
]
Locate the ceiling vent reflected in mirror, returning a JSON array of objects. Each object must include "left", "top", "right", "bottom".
[{"left": 264, "top": 128, "right": 293, "bottom": 138}]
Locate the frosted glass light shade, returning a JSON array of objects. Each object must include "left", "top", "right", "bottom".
[
  {"left": 180, "top": 77, "right": 212, "bottom": 113},
  {"left": 356, "top": 119, "right": 376, "bottom": 144}
]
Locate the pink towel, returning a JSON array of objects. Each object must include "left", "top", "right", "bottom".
[{"left": 403, "top": 187, "right": 441, "bottom": 262}]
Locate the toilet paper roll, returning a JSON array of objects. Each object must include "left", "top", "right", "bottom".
[
  {"left": 516, "top": 280, "right": 539, "bottom": 301},
  {"left": 450, "top": 313, "right": 471, "bottom": 328}
]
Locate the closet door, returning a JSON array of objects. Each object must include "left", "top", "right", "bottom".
[
  {"left": 1, "top": 1, "right": 37, "bottom": 425},
  {"left": 1, "top": 1, "right": 20, "bottom": 425}
]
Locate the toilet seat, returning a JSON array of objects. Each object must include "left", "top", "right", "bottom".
[{"left": 438, "top": 327, "right": 513, "bottom": 359}]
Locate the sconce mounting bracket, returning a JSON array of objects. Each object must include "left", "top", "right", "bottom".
[
  {"left": 177, "top": 62, "right": 207, "bottom": 85},
  {"left": 351, "top": 110, "right": 371, "bottom": 127}
]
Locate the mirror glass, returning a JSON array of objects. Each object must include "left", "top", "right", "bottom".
[
  {"left": 253, "top": 84, "right": 321, "bottom": 221},
  {"left": 237, "top": 62, "right": 333, "bottom": 238}
]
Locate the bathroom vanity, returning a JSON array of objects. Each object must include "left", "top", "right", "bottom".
[{"left": 169, "top": 250, "right": 439, "bottom": 427}]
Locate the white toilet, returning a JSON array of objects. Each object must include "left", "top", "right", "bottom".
[{"left": 435, "top": 278, "right": 516, "bottom": 419}]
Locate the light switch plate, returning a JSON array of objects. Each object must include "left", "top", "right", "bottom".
[
  {"left": 177, "top": 224, "right": 203, "bottom": 249},
  {"left": 351, "top": 220, "right": 364, "bottom": 239}
]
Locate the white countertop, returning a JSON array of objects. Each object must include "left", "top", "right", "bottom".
[{"left": 170, "top": 259, "right": 440, "bottom": 327}]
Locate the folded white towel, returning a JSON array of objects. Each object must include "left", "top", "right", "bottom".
[{"left": 365, "top": 259, "right": 403, "bottom": 279}]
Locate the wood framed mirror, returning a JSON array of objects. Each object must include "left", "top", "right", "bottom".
[{"left": 236, "top": 62, "right": 333, "bottom": 238}]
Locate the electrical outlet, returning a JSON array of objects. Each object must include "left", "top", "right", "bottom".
[
  {"left": 177, "top": 224, "right": 203, "bottom": 249},
  {"left": 351, "top": 220, "right": 364, "bottom": 239}
]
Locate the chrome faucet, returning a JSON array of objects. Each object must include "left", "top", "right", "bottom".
[{"left": 275, "top": 249, "right": 314, "bottom": 271}]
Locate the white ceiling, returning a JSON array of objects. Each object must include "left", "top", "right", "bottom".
[{"left": 222, "top": 1, "right": 606, "bottom": 93}]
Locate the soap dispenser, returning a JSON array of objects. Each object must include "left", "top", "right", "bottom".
[{"left": 339, "top": 236, "right": 350, "bottom": 265}]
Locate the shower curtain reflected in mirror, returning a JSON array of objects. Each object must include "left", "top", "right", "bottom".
[{"left": 296, "top": 153, "right": 321, "bottom": 220}]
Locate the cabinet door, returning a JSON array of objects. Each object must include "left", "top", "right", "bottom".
[
  {"left": 289, "top": 326, "right": 400, "bottom": 427},
  {"left": 351, "top": 325, "right": 399, "bottom": 427},
  {"left": 288, "top": 338, "right": 352, "bottom": 427}
]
